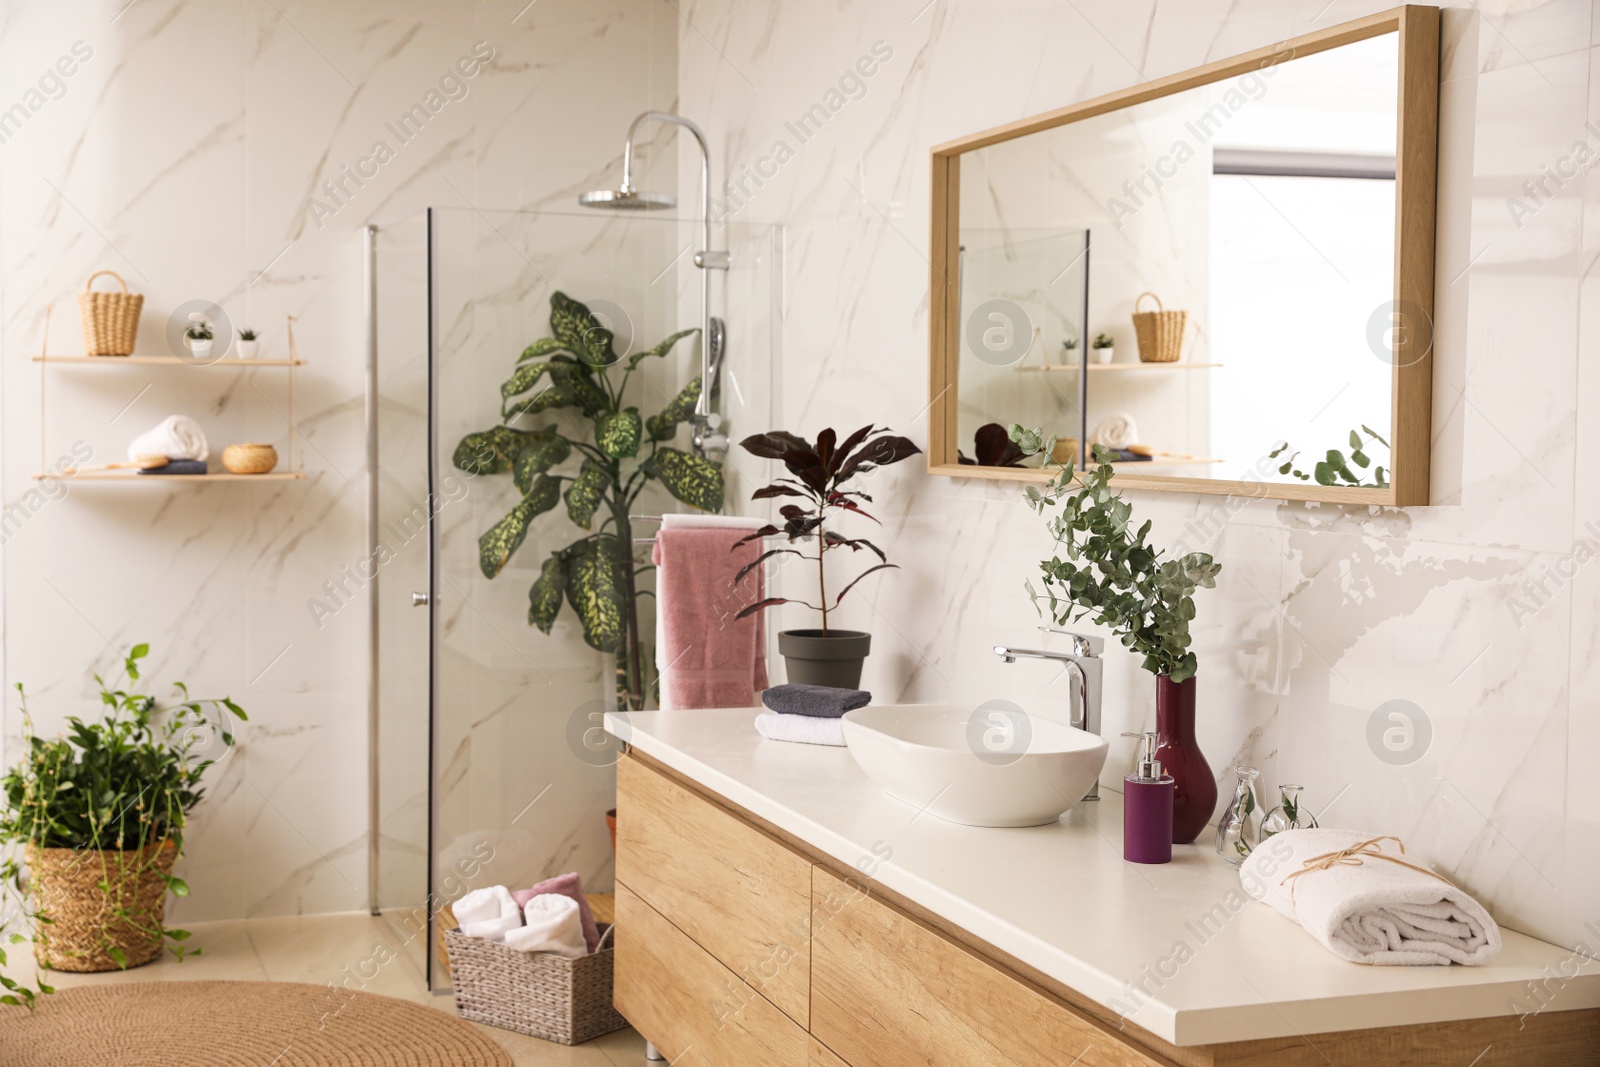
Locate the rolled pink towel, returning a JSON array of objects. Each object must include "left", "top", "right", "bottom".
[{"left": 512, "top": 872, "right": 599, "bottom": 952}]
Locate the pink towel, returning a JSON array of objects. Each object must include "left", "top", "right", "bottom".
[
  {"left": 512, "top": 872, "right": 600, "bottom": 953},
  {"left": 652, "top": 527, "right": 769, "bottom": 709}
]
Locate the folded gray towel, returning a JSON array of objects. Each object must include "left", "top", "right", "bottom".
[
  {"left": 760, "top": 683, "right": 871, "bottom": 719},
  {"left": 138, "top": 459, "right": 208, "bottom": 475}
]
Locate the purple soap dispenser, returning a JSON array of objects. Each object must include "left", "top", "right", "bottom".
[{"left": 1122, "top": 731, "right": 1174, "bottom": 864}]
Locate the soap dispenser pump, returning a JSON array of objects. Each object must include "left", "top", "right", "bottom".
[{"left": 1122, "top": 731, "right": 1174, "bottom": 864}]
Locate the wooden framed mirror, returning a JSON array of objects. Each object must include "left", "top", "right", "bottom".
[{"left": 927, "top": 6, "right": 1438, "bottom": 505}]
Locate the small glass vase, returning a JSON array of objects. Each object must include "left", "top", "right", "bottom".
[
  {"left": 1214, "top": 766, "right": 1261, "bottom": 866},
  {"left": 1261, "top": 784, "right": 1318, "bottom": 839}
]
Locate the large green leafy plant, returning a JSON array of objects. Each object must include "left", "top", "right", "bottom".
[
  {"left": 0, "top": 644, "right": 245, "bottom": 1005},
  {"left": 1012, "top": 427, "right": 1220, "bottom": 682},
  {"left": 455, "top": 292, "right": 725, "bottom": 711}
]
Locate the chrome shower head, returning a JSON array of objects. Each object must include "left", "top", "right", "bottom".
[{"left": 577, "top": 188, "right": 677, "bottom": 211}]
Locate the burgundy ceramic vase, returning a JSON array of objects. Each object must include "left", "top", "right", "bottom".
[{"left": 1153, "top": 674, "right": 1217, "bottom": 844}]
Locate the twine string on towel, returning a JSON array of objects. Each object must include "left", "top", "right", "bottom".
[{"left": 1283, "top": 835, "right": 1454, "bottom": 904}]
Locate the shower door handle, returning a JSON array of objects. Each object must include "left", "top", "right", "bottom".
[{"left": 411, "top": 592, "right": 429, "bottom": 607}]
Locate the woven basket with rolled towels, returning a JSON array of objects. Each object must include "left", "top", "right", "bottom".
[{"left": 1240, "top": 828, "right": 1502, "bottom": 965}]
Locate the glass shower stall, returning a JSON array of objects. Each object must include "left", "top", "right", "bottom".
[{"left": 368, "top": 207, "right": 782, "bottom": 988}]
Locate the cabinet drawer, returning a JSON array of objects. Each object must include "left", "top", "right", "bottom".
[
  {"left": 614, "top": 883, "right": 809, "bottom": 1066},
  {"left": 810, "top": 868, "right": 1173, "bottom": 1067},
  {"left": 616, "top": 754, "right": 813, "bottom": 1024}
]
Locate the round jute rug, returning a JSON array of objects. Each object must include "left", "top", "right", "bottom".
[{"left": 0, "top": 980, "right": 513, "bottom": 1066}]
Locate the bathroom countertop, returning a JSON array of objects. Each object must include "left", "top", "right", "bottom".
[{"left": 605, "top": 706, "right": 1600, "bottom": 1047}]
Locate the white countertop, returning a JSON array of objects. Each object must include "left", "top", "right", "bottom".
[{"left": 606, "top": 706, "right": 1600, "bottom": 1047}]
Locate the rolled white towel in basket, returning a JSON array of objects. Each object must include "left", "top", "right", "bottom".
[
  {"left": 504, "top": 893, "right": 587, "bottom": 958},
  {"left": 454, "top": 885, "right": 522, "bottom": 945},
  {"left": 1241, "top": 828, "right": 1502, "bottom": 966},
  {"left": 127, "top": 414, "right": 209, "bottom": 463}
]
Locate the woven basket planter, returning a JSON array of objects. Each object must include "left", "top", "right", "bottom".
[
  {"left": 221, "top": 443, "right": 278, "bottom": 474},
  {"left": 444, "top": 925, "right": 625, "bottom": 1045},
  {"left": 27, "top": 840, "right": 177, "bottom": 972},
  {"left": 1131, "top": 291, "right": 1186, "bottom": 363},
  {"left": 76, "top": 270, "right": 144, "bottom": 357}
]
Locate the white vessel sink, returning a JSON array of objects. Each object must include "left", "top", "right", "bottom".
[{"left": 840, "top": 703, "right": 1109, "bottom": 828}]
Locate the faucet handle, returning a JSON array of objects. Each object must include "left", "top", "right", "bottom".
[{"left": 1038, "top": 626, "right": 1104, "bottom": 657}]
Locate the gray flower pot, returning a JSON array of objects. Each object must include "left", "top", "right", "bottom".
[{"left": 778, "top": 629, "right": 871, "bottom": 689}]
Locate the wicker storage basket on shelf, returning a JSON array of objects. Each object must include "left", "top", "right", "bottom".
[
  {"left": 221, "top": 443, "right": 278, "bottom": 475},
  {"left": 443, "top": 924, "right": 626, "bottom": 1045},
  {"left": 27, "top": 840, "right": 177, "bottom": 972},
  {"left": 1131, "top": 291, "right": 1186, "bottom": 363},
  {"left": 76, "top": 270, "right": 144, "bottom": 357}
]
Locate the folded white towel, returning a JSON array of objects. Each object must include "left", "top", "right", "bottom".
[
  {"left": 1241, "top": 828, "right": 1503, "bottom": 966},
  {"left": 504, "top": 893, "right": 587, "bottom": 957},
  {"left": 454, "top": 885, "right": 521, "bottom": 944},
  {"left": 755, "top": 710, "right": 845, "bottom": 747},
  {"left": 127, "top": 414, "right": 209, "bottom": 463}
]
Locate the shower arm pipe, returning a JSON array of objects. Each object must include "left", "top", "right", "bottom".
[{"left": 620, "top": 111, "right": 723, "bottom": 419}]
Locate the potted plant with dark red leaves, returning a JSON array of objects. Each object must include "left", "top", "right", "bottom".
[{"left": 734, "top": 425, "right": 921, "bottom": 687}]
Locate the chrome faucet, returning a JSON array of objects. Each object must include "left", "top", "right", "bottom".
[{"left": 994, "top": 627, "right": 1105, "bottom": 800}]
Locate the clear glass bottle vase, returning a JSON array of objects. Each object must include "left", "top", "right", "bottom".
[
  {"left": 1261, "top": 784, "right": 1318, "bottom": 839},
  {"left": 1214, "top": 766, "right": 1261, "bottom": 866}
]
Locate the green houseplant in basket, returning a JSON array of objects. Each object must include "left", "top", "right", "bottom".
[
  {"left": 453, "top": 291, "right": 725, "bottom": 712},
  {"left": 0, "top": 644, "right": 244, "bottom": 1002}
]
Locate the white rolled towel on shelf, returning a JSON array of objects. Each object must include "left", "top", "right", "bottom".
[
  {"left": 1241, "top": 828, "right": 1503, "bottom": 966},
  {"left": 454, "top": 885, "right": 522, "bottom": 945},
  {"left": 127, "top": 415, "right": 209, "bottom": 463},
  {"left": 503, "top": 893, "right": 587, "bottom": 957},
  {"left": 754, "top": 711, "right": 846, "bottom": 747},
  {"left": 1092, "top": 412, "right": 1139, "bottom": 451}
]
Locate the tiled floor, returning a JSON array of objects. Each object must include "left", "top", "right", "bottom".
[{"left": 7, "top": 912, "right": 649, "bottom": 1066}]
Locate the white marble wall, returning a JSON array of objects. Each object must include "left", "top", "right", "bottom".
[
  {"left": 0, "top": 0, "right": 677, "bottom": 921},
  {"left": 679, "top": 0, "right": 1599, "bottom": 953}
]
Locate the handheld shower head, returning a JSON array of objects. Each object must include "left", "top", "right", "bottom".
[{"left": 577, "top": 188, "right": 677, "bottom": 211}]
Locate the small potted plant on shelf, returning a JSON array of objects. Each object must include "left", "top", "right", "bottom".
[
  {"left": 734, "top": 425, "right": 921, "bottom": 687},
  {"left": 236, "top": 327, "right": 260, "bottom": 360},
  {"left": 1010, "top": 426, "right": 1221, "bottom": 843},
  {"left": 1060, "top": 337, "right": 1079, "bottom": 366},
  {"left": 0, "top": 644, "right": 245, "bottom": 999},
  {"left": 183, "top": 314, "right": 213, "bottom": 360},
  {"left": 1091, "top": 332, "right": 1114, "bottom": 364}
]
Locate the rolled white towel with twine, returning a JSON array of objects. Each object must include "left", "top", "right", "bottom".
[
  {"left": 1092, "top": 412, "right": 1139, "bottom": 451},
  {"left": 1241, "top": 828, "right": 1502, "bottom": 966}
]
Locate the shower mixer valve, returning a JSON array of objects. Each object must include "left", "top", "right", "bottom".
[{"left": 692, "top": 412, "right": 729, "bottom": 454}]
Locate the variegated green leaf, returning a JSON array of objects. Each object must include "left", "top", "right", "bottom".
[
  {"left": 564, "top": 535, "right": 627, "bottom": 652},
  {"left": 642, "top": 447, "right": 724, "bottom": 512},
  {"left": 477, "top": 475, "right": 560, "bottom": 578},
  {"left": 501, "top": 361, "right": 555, "bottom": 401},
  {"left": 512, "top": 433, "right": 572, "bottom": 494},
  {"left": 517, "top": 338, "right": 566, "bottom": 364},
  {"left": 454, "top": 427, "right": 539, "bottom": 475},
  {"left": 563, "top": 460, "right": 610, "bottom": 529},
  {"left": 528, "top": 552, "right": 566, "bottom": 632},
  {"left": 645, "top": 376, "right": 701, "bottom": 441},
  {"left": 550, "top": 291, "right": 616, "bottom": 368},
  {"left": 595, "top": 408, "right": 642, "bottom": 459},
  {"left": 626, "top": 328, "right": 697, "bottom": 370},
  {"left": 502, "top": 362, "right": 608, "bottom": 420}
]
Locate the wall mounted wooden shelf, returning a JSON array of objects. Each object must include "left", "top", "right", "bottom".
[
  {"left": 33, "top": 355, "right": 307, "bottom": 367},
  {"left": 1018, "top": 362, "right": 1223, "bottom": 372},
  {"left": 31, "top": 471, "right": 306, "bottom": 482}
]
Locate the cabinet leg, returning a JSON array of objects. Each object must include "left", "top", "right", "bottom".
[{"left": 644, "top": 1041, "right": 666, "bottom": 1062}]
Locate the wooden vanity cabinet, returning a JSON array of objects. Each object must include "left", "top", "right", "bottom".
[{"left": 612, "top": 752, "right": 1599, "bottom": 1067}]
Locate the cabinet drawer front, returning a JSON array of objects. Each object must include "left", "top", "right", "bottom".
[
  {"left": 616, "top": 754, "right": 812, "bottom": 1024},
  {"left": 614, "top": 883, "right": 810, "bottom": 1066},
  {"left": 810, "top": 868, "right": 1172, "bottom": 1067}
]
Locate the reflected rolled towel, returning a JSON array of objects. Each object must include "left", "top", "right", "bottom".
[
  {"left": 1092, "top": 412, "right": 1139, "bottom": 451},
  {"left": 127, "top": 415, "right": 209, "bottom": 463},
  {"left": 454, "top": 885, "right": 521, "bottom": 944},
  {"left": 504, "top": 894, "right": 587, "bottom": 957},
  {"left": 1241, "top": 829, "right": 1502, "bottom": 966},
  {"left": 755, "top": 711, "right": 846, "bottom": 747}
]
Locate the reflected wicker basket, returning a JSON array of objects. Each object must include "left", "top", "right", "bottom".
[{"left": 1132, "top": 291, "right": 1186, "bottom": 363}]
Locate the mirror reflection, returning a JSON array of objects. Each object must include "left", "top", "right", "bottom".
[{"left": 955, "top": 33, "right": 1400, "bottom": 488}]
